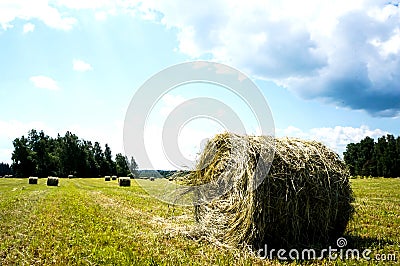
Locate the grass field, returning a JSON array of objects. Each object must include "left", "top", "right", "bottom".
[{"left": 0, "top": 178, "right": 399, "bottom": 265}]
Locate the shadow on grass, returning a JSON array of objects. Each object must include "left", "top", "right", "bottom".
[{"left": 343, "top": 234, "right": 398, "bottom": 250}]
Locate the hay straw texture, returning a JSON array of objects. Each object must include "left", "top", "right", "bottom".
[
  {"left": 28, "top": 176, "right": 38, "bottom": 184},
  {"left": 119, "top": 177, "right": 131, "bottom": 187},
  {"left": 105, "top": 176, "right": 111, "bottom": 181},
  {"left": 47, "top": 176, "right": 59, "bottom": 186},
  {"left": 186, "top": 133, "right": 354, "bottom": 249}
]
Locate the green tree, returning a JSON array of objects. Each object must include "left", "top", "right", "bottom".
[
  {"left": 128, "top": 156, "right": 139, "bottom": 178},
  {"left": 0, "top": 163, "right": 12, "bottom": 176},
  {"left": 375, "top": 136, "right": 388, "bottom": 177},
  {"left": 47, "top": 136, "right": 61, "bottom": 176},
  {"left": 115, "top": 153, "right": 130, "bottom": 176},
  {"left": 343, "top": 143, "right": 359, "bottom": 176},
  {"left": 11, "top": 136, "right": 36, "bottom": 177},
  {"left": 28, "top": 129, "right": 53, "bottom": 177},
  {"left": 59, "top": 132, "right": 81, "bottom": 177},
  {"left": 104, "top": 144, "right": 116, "bottom": 176},
  {"left": 386, "top": 134, "right": 397, "bottom": 177},
  {"left": 396, "top": 136, "right": 400, "bottom": 177},
  {"left": 10, "top": 129, "right": 123, "bottom": 178},
  {"left": 359, "top": 136, "right": 376, "bottom": 176},
  {"left": 79, "top": 140, "right": 96, "bottom": 177},
  {"left": 93, "top": 142, "right": 105, "bottom": 176}
]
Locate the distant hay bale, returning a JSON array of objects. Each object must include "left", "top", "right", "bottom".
[
  {"left": 105, "top": 176, "right": 111, "bottom": 181},
  {"left": 112, "top": 175, "right": 117, "bottom": 180},
  {"left": 185, "top": 132, "right": 354, "bottom": 249},
  {"left": 28, "top": 176, "right": 38, "bottom": 184},
  {"left": 68, "top": 174, "right": 73, "bottom": 179},
  {"left": 149, "top": 177, "right": 155, "bottom": 181},
  {"left": 119, "top": 177, "right": 131, "bottom": 187},
  {"left": 47, "top": 176, "right": 59, "bottom": 186}
]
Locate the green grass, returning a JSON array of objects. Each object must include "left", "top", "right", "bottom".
[{"left": 0, "top": 178, "right": 399, "bottom": 265}]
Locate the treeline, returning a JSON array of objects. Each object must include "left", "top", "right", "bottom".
[
  {"left": 11, "top": 129, "right": 138, "bottom": 178},
  {"left": 138, "top": 170, "right": 176, "bottom": 178},
  {"left": 0, "top": 163, "right": 12, "bottom": 176},
  {"left": 343, "top": 134, "right": 400, "bottom": 177}
]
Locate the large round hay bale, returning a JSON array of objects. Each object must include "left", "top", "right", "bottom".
[
  {"left": 112, "top": 175, "right": 117, "bottom": 180},
  {"left": 47, "top": 176, "right": 59, "bottom": 186},
  {"left": 186, "top": 133, "right": 354, "bottom": 249},
  {"left": 105, "top": 176, "right": 111, "bottom": 181},
  {"left": 68, "top": 174, "right": 73, "bottom": 179},
  {"left": 118, "top": 177, "right": 131, "bottom": 187},
  {"left": 28, "top": 176, "right": 38, "bottom": 184}
]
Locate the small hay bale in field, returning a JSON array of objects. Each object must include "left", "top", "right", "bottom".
[
  {"left": 112, "top": 175, "right": 117, "bottom": 180},
  {"left": 47, "top": 176, "right": 59, "bottom": 186},
  {"left": 185, "top": 132, "right": 354, "bottom": 249},
  {"left": 105, "top": 176, "right": 111, "bottom": 181},
  {"left": 68, "top": 174, "right": 73, "bottom": 179},
  {"left": 28, "top": 176, "right": 38, "bottom": 184},
  {"left": 119, "top": 177, "right": 131, "bottom": 187},
  {"left": 149, "top": 177, "right": 155, "bottom": 181}
]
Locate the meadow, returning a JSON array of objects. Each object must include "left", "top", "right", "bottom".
[{"left": 0, "top": 177, "right": 399, "bottom": 265}]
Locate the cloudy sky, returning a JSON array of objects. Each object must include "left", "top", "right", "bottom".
[{"left": 0, "top": 0, "right": 399, "bottom": 169}]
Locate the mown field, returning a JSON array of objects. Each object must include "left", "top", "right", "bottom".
[{"left": 0, "top": 178, "right": 399, "bottom": 265}]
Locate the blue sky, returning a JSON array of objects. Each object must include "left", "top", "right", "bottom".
[{"left": 0, "top": 0, "right": 399, "bottom": 169}]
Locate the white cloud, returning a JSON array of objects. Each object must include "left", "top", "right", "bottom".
[
  {"left": 371, "top": 28, "right": 400, "bottom": 57},
  {"left": 140, "top": 93, "right": 233, "bottom": 169},
  {"left": 0, "top": 0, "right": 76, "bottom": 30},
  {"left": 0, "top": 120, "right": 56, "bottom": 164},
  {"left": 0, "top": 120, "right": 52, "bottom": 141},
  {"left": 0, "top": 118, "right": 391, "bottom": 169},
  {"left": 63, "top": 121, "right": 124, "bottom": 157},
  {"left": 73, "top": 59, "right": 93, "bottom": 72},
  {"left": 53, "top": 0, "right": 114, "bottom": 10},
  {"left": 0, "top": 148, "right": 13, "bottom": 165},
  {"left": 277, "top": 125, "right": 390, "bottom": 155},
  {"left": 279, "top": 126, "right": 309, "bottom": 139},
  {"left": 95, "top": 11, "right": 108, "bottom": 21},
  {"left": 29, "top": 75, "right": 60, "bottom": 91},
  {"left": 134, "top": 0, "right": 400, "bottom": 117},
  {"left": 0, "top": 0, "right": 123, "bottom": 30},
  {"left": 22, "top": 22, "right": 35, "bottom": 33},
  {"left": 143, "top": 122, "right": 222, "bottom": 170}
]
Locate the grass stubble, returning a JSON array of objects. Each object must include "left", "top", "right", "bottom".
[{"left": 0, "top": 177, "right": 398, "bottom": 265}]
